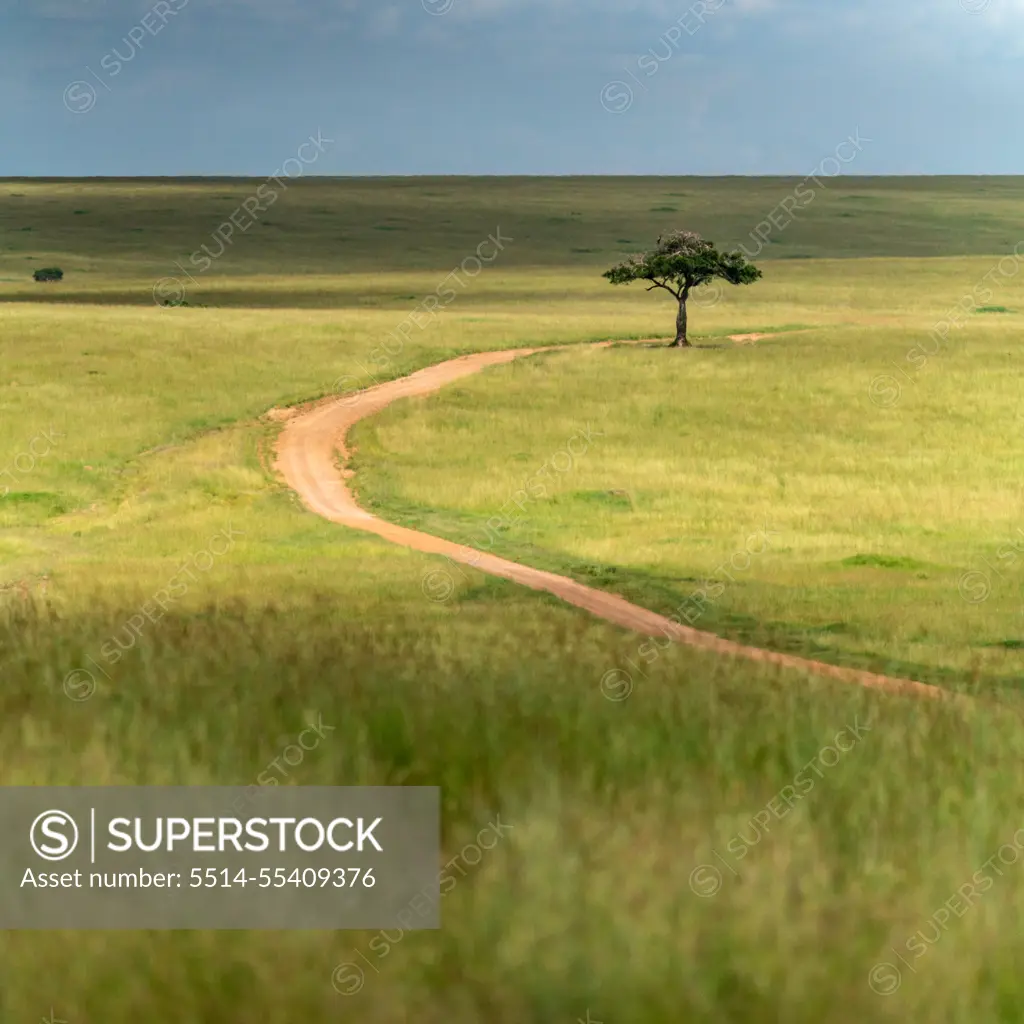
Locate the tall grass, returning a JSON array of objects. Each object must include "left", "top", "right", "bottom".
[{"left": 2, "top": 594, "right": 1023, "bottom": 1023}]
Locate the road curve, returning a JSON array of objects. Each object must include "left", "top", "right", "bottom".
[{"left": 274, "top": 342, "right": 947, "bottom": 701}]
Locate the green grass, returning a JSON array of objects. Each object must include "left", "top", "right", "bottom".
[
  {"left": 6, "top": 593, "right": 1024, "bottom": 1023},
  {"left": 4, "top": 176, "right": 1024, "bottom": 1021},
  {"left": 351, "top": 308, "right": 1024, "bottom": 693}
]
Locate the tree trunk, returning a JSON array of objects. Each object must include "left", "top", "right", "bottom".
[{"left": 669, "top": 295, "right": 690, "bottom": 347}]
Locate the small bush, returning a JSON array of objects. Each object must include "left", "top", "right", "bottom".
[{"left": 32, "top": 268, "right": 63, "bottom": 283}]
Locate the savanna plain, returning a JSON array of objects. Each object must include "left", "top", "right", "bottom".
[{"left": 2, "top": 176, "right": 1024, "bottom": 1022}]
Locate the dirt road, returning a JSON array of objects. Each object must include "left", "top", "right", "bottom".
[{"left": 274, "top": 341, "right": 946, "bottom": 700}]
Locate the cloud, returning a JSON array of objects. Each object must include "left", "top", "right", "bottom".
[{"left": 4, "top": 0, "right": 1024, "bottom": 175}]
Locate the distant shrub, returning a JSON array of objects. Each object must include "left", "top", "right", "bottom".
[
  {"left": 977, "top": 306, "right": 1010, "bottom": 314},
  {"left": 160, "top": 297, "right": 206, "bottom": 308},
  {"left": 33, "top": 267, "right": 63, "bottom": 282},
  {"left": 841, "top": 553, "right": 932, "bottom": 570}
]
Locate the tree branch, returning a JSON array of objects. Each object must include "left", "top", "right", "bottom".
[{"left": 645, "top": 279, "right": 681, "bottom": 299}]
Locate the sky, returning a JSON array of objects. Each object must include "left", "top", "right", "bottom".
[{"left": 1, "top": 0, "right": 1023, "bottom": 176}]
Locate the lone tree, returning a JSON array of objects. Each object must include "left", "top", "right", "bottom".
[{"left": 604, "top": 231, "right": 761, "bottom": 347}]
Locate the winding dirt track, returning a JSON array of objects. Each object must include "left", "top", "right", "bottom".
[{"left": 274, "top": 342, "right": 947, "bottom": 701}]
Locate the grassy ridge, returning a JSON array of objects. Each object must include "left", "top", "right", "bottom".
[{"left": 4, "top": 176, "right": 1024, "bottom": 307}]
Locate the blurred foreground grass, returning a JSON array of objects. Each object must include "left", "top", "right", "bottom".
[{"left": 3, "top": 591, "right": 1024, "bottom": 1023}]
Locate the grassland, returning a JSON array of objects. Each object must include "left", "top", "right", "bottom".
[
  {"left": 4, "top": 175, "right": 1024, "bottom": 304},
  {"left": 352, "top": 261, "right": 1024, "bottom": 692},
  {"left": 2, "top": 176, "right": 1024, "bottom": 1022}
]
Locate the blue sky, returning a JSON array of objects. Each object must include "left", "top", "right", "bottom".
[{"left": 2, "top": 0, "right": 1022, "bottom": 176}]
